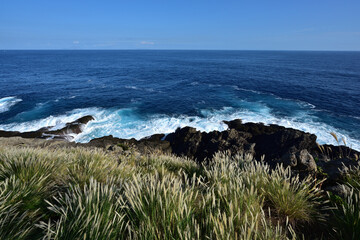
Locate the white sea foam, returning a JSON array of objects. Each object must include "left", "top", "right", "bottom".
[
  {"left": 125, "top": 85, "right": 160, "bottom": 93},
  {"left": 0, "top": 97, "right": 22, "bottom": 113},
  {"left": 1, "top": 104, "right": 359, "bottom": 151},
  {"left": 125, "top": 85, "right": 139, "bottom": 90},
  {"left": 73, "top": 105, "right": 360, "bottom": 151},
  {"left": 0, "top": 108, "right": 101, "bottom": 132},
  {"left": 231, "top": 86, "right": 317, "bottom": 109},
  {"left": 231, "top": 85, "right": 262, "bottom": 94}
]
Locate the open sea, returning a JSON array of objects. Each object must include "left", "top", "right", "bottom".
[{"left": 0, "top": 50, "right": 359, "bottom": 150}]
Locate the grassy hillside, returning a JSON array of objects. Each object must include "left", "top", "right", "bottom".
[{"left": 0, "top": 144, "right": 359, "bottom": 239}]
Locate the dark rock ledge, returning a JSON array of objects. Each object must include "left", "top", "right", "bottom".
[
  {"left": 0, "top": 115, "right": 94, "bottom": 140},
  {"left": 1, "top": 116, "right": 359, "bottom": 194}
]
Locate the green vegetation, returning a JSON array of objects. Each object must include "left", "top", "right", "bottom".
[
  {"left": 117, "top": 143, "right": 129, "bottom": 151},
  {"left": 0, "top": 145, "right": 359, "bottom": 239}
]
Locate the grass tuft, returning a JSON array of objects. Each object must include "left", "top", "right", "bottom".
[{"left": 0, "top": 144, "right": 357, "bottom": 239}]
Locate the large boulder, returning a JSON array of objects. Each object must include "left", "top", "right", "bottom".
[
  {"left": 280, "top": 149, "right": 317, "bottom": 171},
  {"left": 296, "top": 149, "right": 317, "bottom": 172}
]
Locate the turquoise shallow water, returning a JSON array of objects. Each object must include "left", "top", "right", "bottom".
[{"left": 0, "top": 50, "right": 359, "bottom": 150}]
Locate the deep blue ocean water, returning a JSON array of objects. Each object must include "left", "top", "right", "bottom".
[{"left": 0, "top": 50, "right": 359, "bottom": 150}]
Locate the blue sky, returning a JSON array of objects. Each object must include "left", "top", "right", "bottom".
[{"left": 1, "top": 0, "right": 359, "bottom": 50}]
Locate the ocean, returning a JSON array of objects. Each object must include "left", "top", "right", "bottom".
[{"left": 0, "top": 50, "right": 359, "bottom": 150}]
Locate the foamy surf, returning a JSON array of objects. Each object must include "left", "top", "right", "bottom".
[
  {"left": 0, "top": 97, "right": 22, "bottom": 113},
  {"left": 0, "top": 104, "right": 359, "bottom": 151},
  {"left": 0, "top": 107, "right": 102, "bottom": 132},
  {"left": 75, "top": 106, "right": 359, "bottom": 151}
]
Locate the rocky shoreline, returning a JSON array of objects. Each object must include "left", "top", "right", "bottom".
[{"left": 0, "top": 115, "right": 359, "bottom": 196}]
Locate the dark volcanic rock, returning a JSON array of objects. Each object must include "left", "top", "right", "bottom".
[
  {"left": 88, "top": 133, "right": 171, "bottom": 154},
  {"left": 223, "top": 119, "right": 242, "bottom": 130},
  {"left": 222, "top": 120, "right": 318, "bottom": 167},
  {"left": 165, "top": 126, "right": 251, "bottom": 162},
  {"left": 325, "top": 184, "right": 351, "bottom": 198},
  {"left": 296, "top": 149, "right": 317, "bottom": 172},
  {"left": 318, "top": 157, "right": 358, "bottom": 184},
  {"left": 165, "top": 127, "right": 203, "bottom": 159},
  {"left": 0, "top": 115, "right": 94, "bottom": 140},
  {"left": 137, "top": 134, "right": 171, "bottom": 153},
  {"left": 88, "top": 135, "right": 125, "bottom": 148},
  {"left": 0, "top": 130, "right": 43, "bottom": 139},
  {"left": 311, "top": 144, "right": 359, "bottom": 161},
  {"left": 162, "top": 119, "right": 360, "bottom": 169},
  {"left": 46, "top": 115, "right": 94, "bottom": 137}
]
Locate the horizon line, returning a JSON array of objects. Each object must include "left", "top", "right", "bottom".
[{"left": 1, "top": 49, "right": 360, "bottom": 52}]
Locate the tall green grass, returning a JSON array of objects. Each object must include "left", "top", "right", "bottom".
[
  {"left": 0, "top": 145, "right": 358, "bottom": 239},
  {"left": 39, "top": 178, "right": 127, "bottom": 240},
  {"left": 330, "top": 188, "right": 360, "bottom": 240}
]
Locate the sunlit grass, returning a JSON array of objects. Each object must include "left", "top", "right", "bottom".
[{"left": 0, "top": 144, "right": 358, "bottom": 239}]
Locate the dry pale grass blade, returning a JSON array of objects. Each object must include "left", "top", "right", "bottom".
[
  {"left": 330, "top": 132, "right": 339, "bottom": 144},
  {"left": 317, "top": 142, "right": 325, "bottom": 155},
  {"left": 342, "top": 137, "right": 347, "bottom": 146}
]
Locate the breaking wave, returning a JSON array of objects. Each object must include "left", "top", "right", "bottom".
[
  {"left": 0, "top": 97, "right": 22, "bottom": 113},
  {"left": 1, "top": 102, "right": 359, "bottom": 151}
]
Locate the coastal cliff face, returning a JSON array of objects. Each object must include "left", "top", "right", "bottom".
[{"left": 0, "top": 116, "right": 359, "bottom": 195}]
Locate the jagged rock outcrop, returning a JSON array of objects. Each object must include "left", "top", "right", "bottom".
[
  {"left": 163, "top": 120, "right": 319, "bottom": 166},
  {"left": 0, "top": 115, "right": 94, "bottom": 140},
  {"left": 223, "top": 121, "right": 317, "bottom": 163},
  {"left": 165, "top": 126, "right": 252, "bottom": 162}
]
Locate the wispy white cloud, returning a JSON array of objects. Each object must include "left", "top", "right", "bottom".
[
  {"left": 140, "top": 41, "right": 155, "bottom": 45},
  {"left": 73, "top": 41, "right": 80, "bottom": 44}
]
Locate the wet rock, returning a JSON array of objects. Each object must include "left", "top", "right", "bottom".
[
  {"left": 223, "top": 119, "right": 242, "bottom": 130},
  {"left": 0, "top": 115, "right": 95, "bottom": 140},
  {"left": 46, "top": 115, "right": 94, "bottom": 137}
]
